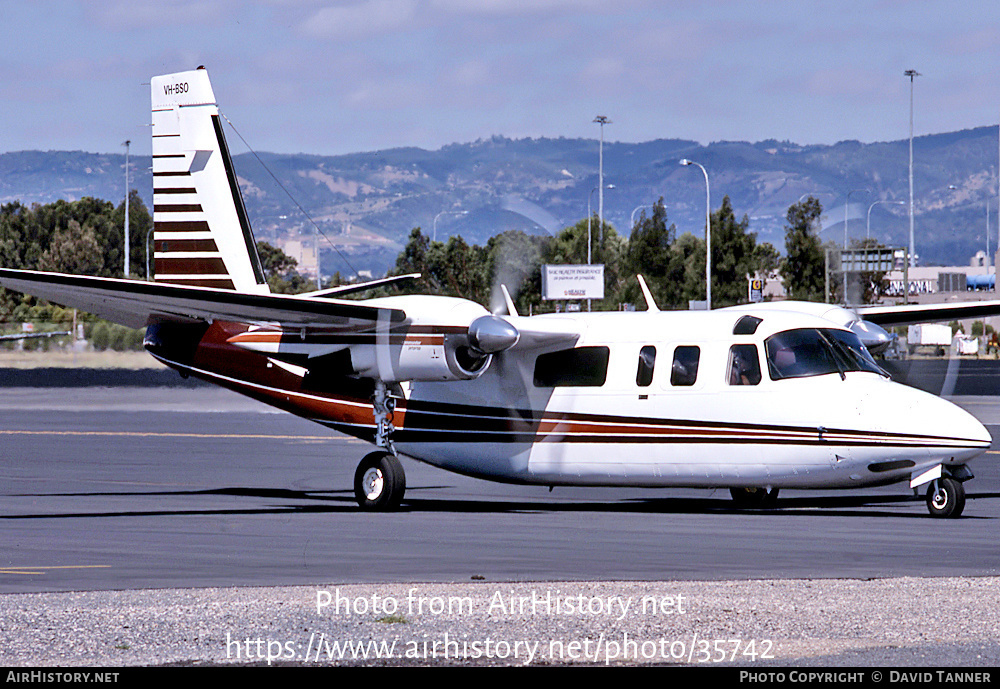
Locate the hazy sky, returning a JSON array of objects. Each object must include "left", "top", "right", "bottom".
[{"left": 4, "top": 0, "right": 1000, "bottom": 157}]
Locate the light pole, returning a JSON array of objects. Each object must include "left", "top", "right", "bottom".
[
  {"left": 680, "top": 159, "right": 711, "bottom": 310},
  {"left": 843, "top": 188, "right": 870, "bottom": 302},
  {"left": 433, "top": 210, "right": 467, "bottom": 243},
  {"left": 123, "top": 139, "right": 130, "bottom": 278},
  {"left": 587, "top": 185, "right": 614, "bottom": 265},
  {"left": 594, "top": 116, "right": 610, "bottom": 243},
  {"left": 987, "top": 199, "right": 994, "bottom": 291},
  {"left": 866, "top": 200, "right": 906, "bottom": 241},
  {"left": 905, "top": 69, "right": 921, "bottom": 267}
]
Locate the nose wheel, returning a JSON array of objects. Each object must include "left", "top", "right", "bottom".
[
  {"left": 926, "top": 477, "right": 965, "bottom": 518},
  {"left": 355, "top": 451, "right": 406, "bottom": 510}
]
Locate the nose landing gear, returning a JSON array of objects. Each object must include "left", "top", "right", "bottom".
[{"left": 926, "top": 477, "right": 965, "bottom": 518}]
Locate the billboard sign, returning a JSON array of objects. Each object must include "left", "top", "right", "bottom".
[{"left": 542, "top": 264, "right": 605, "bottom": 300}]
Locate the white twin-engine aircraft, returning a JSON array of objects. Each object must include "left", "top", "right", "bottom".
[{"left": 0, "top": 68, "right": 994, "bottom": 518}]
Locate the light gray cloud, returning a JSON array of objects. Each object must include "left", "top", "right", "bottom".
[{"left": 299, "top": 0, "right": 422, "bottom": 39}]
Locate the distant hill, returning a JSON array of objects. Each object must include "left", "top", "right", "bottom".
[{"left": 3, "top": 126, "right": 998, "bottom": 276}]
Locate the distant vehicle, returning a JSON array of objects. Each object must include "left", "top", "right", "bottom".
[{"left": 908, "top": 324, "right": 952, "bottom": 347}]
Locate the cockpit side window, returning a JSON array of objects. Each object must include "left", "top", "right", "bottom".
[
  {"left": 636, "top": 346, "right": 656, "bottom": 387},
  {"left": 727, "top": 344, "right": 761, "bottom": 386},
  {"left": 670, "top": 346, "right": 700, "bottom": 386}
]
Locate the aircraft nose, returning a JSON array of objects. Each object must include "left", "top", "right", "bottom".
[
  {"left": 947, "top": 399, "right": 993, "bottom": 448},
  {"left": 911, "top": 391, "right": 992, "bottom": 457}
]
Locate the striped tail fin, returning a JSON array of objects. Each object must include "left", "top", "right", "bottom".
[{"left": 150, "top": 68, "right": 269, "bottom": 293}]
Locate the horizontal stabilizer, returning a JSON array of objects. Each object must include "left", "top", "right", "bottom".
[
  {"left": 0, "top": 268, "right": 404, "bottom": 330},
  {"left": 302, "top": 273, "right": 421, "bottom": 299}
]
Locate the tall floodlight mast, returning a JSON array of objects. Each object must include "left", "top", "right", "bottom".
[
  {"left": 905, "top": 69, "right": 921, "bottom": 268},
  {"left": 123, "top": 139, "right": 130, "bottom": 277},
  {"left": 593, "top": 116, "right": 610, "bottom": 243}
]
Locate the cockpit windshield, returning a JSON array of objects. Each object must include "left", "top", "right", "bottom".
[{"left": 765, "top": 328, "right": 887, "bottom": 381}]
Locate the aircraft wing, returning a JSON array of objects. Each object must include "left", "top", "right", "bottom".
[
  {"left": 0, "top": 268, "right": 405, "bottom": 330},
  {"left": 857, "top": 300, "right": 1000, "bottom": 327}
]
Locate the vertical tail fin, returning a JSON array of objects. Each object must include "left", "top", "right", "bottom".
[{"left": 150, "top": 68, "right": 268, "bottom": 293}]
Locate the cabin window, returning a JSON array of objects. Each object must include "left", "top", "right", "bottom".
[
  {"left": 670, "top": 346, "right": 700, "bottom": 386},
  {"left": 728, "top": 344, "right": 761, "bottom": 385},
  {"left": 533, "top": 346, "right": 611, "bottom": 387},
  {"left": 636, "top": 346, "right": 656, "bottom": 386}
]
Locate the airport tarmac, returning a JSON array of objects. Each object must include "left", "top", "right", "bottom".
[
  {"left": 1, "top": 383, "right": 999, "bottom": 590},
  {"left": 1, "top": 381, "right": 998, "bottom": 666}
]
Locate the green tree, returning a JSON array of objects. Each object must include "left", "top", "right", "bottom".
[
  {"left": 116, "top": 190, "right": 153, "bottom": 278},
  {"left": 781, "top": 197, "right": 826, "bottom": 302},
  {"left": 622, "top": 198, "right": 690, "bottom": 308},
  {"left": 709, "top": 196, "right": 759, "bottom": 308},
  {"left": 37, "top": 220, "right": 103, "bottom": 275},
  {"left": 485, "top": 230, "right": 547, "bottom": 314},
  {"left": 437, "top": 235, "right": 490, "bottom": 305}
]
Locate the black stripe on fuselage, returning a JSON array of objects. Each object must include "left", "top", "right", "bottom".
[{"left": 395, "top": 398, "right": 984, "bottom": 448}]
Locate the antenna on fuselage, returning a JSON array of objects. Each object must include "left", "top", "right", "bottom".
[
  {"left": 500, "top": 284, "right": 519, "bottom": 317},
  {"left": 636, "top": 275, "right": 659, "bottom": 312}
]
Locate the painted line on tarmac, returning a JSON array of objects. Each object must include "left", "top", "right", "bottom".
[
  {"left": 0, "top": 565, "right": 111, "bottom": 576},
  {"left": 0, "top": 429, "right": 364, "bottom": 442}
]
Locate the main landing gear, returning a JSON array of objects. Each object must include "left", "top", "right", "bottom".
[
  {"left": 354, "top": 381, "right": 406, "bottom": 511},
  {"left": 925, "top": 477, "right": 965, "bottom": 519},
  {"left": 730, "top": 487, "right": 779, "bottom": 509},
  {"left": 355, "top": 451, "right": 406, "bottom": 511}
]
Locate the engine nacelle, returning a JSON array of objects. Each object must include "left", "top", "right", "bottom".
[
  {"left": 225, "top": 295, "right": 520, "bottom": 384},
  {"left": 346, "top": 297, "right": 520, "bottom": 383},
  {"left": 349, "top": 332, "right": 493, "bottom": 382}
]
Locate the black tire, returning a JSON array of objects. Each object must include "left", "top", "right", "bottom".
[
  {"left": 730, "top": 486, "right": 780, "bottom": 509},
  {"left": 354, "top": 451, "right": 406, "bottom": 511},
  {"left": 926, "top": 477, "right": 965, "bottom": 518}
]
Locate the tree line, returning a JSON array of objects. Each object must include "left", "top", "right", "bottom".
[
  {"left": 385, "top": 195, "right": 870, "bottom": 314},
  {"left": 0, "top": 194, "right": 882, "bottom": 336}
]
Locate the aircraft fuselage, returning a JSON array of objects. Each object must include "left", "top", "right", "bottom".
[{"left": 145, "top": 307, "right": 991, "bottom": 494}]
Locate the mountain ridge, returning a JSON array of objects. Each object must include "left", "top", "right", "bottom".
[{"left": 2, "top": 125, "right": 997, "bottom": 276}]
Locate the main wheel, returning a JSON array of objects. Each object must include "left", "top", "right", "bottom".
[
  {"left": 354, "top": 451, "right": 406, "bottom": 511},
  {"left": 926, "top": 477, "right": 965, "bottom": 518},
  {"left": 730, "top": 486, "right": 779, "bottom": 509}
]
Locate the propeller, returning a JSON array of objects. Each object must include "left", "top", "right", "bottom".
[{"left": 468, "top": 315, "right": 520, "bottom": 354}]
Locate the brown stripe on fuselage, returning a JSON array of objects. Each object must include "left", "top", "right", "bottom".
[
  {"left": 147, "top": 325, "right": 989, "bottom": 452},
  {"left": 226, "top": 331, "right": 445, "bottom": 346}
]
